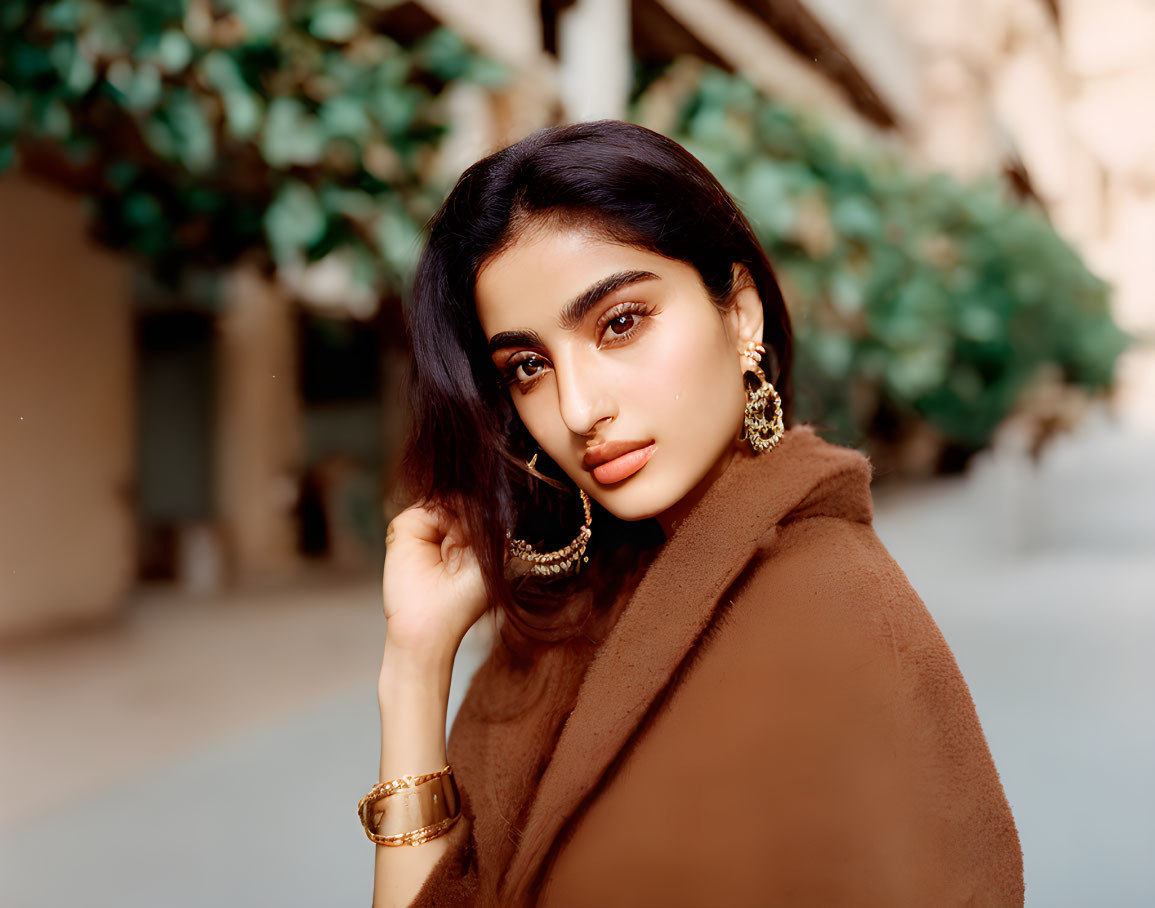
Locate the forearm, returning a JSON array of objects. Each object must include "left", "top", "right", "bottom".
[{"left": 372, "top": 644, "right": 458, "bottom": 908}]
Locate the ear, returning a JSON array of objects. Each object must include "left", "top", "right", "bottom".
[{"left": 723, "top": 263, "right": 765, "bottom": 363}]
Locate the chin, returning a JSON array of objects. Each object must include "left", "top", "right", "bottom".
[
  {"left": 599, "top": 500, "right": 669, "bottom": 522},
  {"left": 587, "top": 470, "right": 689, "bottom": 522}
]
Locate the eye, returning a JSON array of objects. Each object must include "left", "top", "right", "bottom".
[
  {"left": 499, "top": 352, "right": 552, "bottom": 390},
  {"left": 606, "top": 313, "right": 636, "bottom": 335},
  {"left": 514, "top": 355, "right": 548, "bottom": 381},
  {"left": 597, "top": 302, "right": 652, "bottom": 345}
]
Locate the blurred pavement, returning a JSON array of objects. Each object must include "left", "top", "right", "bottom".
[
  {"left": 1, "top": 410, "right": 1153, "bottom": 907},
  {"left": 870, "top": 407, "right": 1155, "bottom": 908}
]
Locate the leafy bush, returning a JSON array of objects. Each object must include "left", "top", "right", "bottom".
[
  {"left": 0, "top": 0, "right": 505, "bottom": 293},
  {"left": 640, "top": 67, "right": 1132, "bottom": 470},
  {"left": 2, "top": 10, "right": 1130, "bottom": 469}
]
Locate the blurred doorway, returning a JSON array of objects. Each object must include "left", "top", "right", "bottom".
[
  {"left": 295, "top": 311, "right": 384, "bottom": 569},
  {"left": 135, "top": 309, "right": 218, "bottom": 585}
]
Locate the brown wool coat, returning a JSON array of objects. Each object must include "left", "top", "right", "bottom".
[{"left": 412, "top": 425, "right": 1024, "bottom": 907}]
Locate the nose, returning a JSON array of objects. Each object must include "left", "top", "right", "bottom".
[{"left": 553, "top": 349, "right": 618, "bottom": 439}]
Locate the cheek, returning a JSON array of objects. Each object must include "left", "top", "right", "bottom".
[
  {"left": 511, "top": 389, "right": 570, "bottom": 462},
  {"left": 641, "top": 316, "right": 734, "bottom": 417},
  {"left": 512, "top": 393, "right": 550, "bottom": 441}
]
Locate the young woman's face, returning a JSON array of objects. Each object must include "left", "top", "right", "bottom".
[{"left": 475, "top": 224, "right": 765, "bottom": 530}]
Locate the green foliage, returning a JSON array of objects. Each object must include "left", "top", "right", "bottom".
[
  {"left": 0, "top": 0, "right": 506, "bottom": 292},
  {"left": 641, "top": 68, "right": 1132, "bottom": 464},
  {"left": 1, "top": 10, "right": 1130, "bottom": 466}
]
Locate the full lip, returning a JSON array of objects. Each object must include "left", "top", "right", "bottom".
[{"left": 582, "top": 439, "right": 655, "bottom": 472}]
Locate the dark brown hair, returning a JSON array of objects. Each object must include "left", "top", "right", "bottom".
[{"left": 399, "top": 120, "right": 793, "bottom": 642}]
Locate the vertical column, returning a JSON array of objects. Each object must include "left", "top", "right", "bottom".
[
  {"left": 0, "top": 175, "right": 135, "bottom": 638},
  {"left": 216, "top": 262, "right": 304, "bottom": 583},
  {"left": 557, "top": 0, "right": 632, "bottom": 121}
]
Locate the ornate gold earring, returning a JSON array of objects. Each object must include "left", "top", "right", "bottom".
[
  {"left": 739, "top": 340, "right": 785, "bottom": 455},
  {"left": 507, "top": 452, "right": 593, "bottom": 576}
]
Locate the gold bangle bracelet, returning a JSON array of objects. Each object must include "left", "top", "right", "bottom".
[{"left": 357, "top": 765, "right": 461, "bottom": 847}]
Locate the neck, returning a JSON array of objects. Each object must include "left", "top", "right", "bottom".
[{"left": 656, "top": 439, "right": 744, "bottom": 538}]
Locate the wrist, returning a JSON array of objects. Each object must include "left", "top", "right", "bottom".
[
  {"left": 379, "top": 642, "right": 455, "bottom": 706},
  {"left": 377, "top": 644, "right": 455, "bottom": 782},
  {"left": 381, "top": 632, "right": 456, "bottom": 675}
]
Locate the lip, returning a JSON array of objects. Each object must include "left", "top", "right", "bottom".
[
  {"left": 582, "top": 439, "right": 654, "bottom": 471},
  {"left": 586, "top": 442, "right": 657, "bottom": 485}
]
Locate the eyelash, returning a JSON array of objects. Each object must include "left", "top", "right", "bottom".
[{"left": 497, "top": 301, "right": 654, "bottom": 391}]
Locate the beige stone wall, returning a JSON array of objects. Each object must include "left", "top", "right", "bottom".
[
  {"left": 0, "top": 175, "right": 135, "bottom": 639},
  {"left": 216, "top": 263, "right": 304, "bottom": 583},
  {"left": 832, "top": 0, "right": 1155, "bottom": 426}
]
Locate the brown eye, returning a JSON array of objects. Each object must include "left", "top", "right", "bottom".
[
  {"left": 597, "top": 303, "right": 651, "bottom": 345},
  {"left": 515, "top": 355, "right": 546, "bottom": 381},
  {"left": 608, "top": 314, "right": 635, "bottom": 335}
]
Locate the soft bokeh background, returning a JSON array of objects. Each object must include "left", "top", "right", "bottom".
[{"left": 1, "top": 1, "right": 1153, "bottom": 905}]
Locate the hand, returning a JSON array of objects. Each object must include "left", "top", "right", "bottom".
[{"left": 381, "top": 502, "right": 489, "bottom": 663}]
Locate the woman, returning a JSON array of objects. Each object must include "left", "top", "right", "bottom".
[{"left": 361, "top": 120, "right": 1024, "bottom": 906}]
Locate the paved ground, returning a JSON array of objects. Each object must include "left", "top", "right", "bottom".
[{"left": 1, "top": 410, "right": 1152, "bottom": 907}]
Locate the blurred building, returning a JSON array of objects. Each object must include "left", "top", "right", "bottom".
[
  {"left": 438, "top": 0, "right": 1154, "bottom": 420},
  {"left": 1, "top": 175, "right": 392, "bottom": 639},
  {"left": 2, "top": 0, "right": 1151, "bottom": 639},
  {"left": 1, "top": 176, "right": 135, "bottom": 638}
]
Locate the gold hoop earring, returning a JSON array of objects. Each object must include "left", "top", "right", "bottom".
[
  {"left": 740, "top": 341, "right": 784, "bottom": 455},
  {"left": 507, "top": 453, "right": 593, "bottom": 576}
]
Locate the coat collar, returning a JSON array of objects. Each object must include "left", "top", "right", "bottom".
[{"left": 500, "top": 424, "right": 874, "bottom": 903}]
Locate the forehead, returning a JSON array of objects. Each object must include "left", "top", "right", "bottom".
[{"left": 474, "top": 224, "right": 684, "bottom": 337}]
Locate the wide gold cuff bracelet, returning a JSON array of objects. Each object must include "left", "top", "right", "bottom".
[{"left": 357, "top": 765, "right": 461, "bottom": 847}]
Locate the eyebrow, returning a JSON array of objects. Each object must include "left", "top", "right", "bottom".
[
  {"left": 558, "top": 269, "right": 659, "bottom": 330},
  {"left": 487, "top": 269, "right": 660, "bottom": 355},
  {"left": 487, "top": 327, "right": 545, "bottom": 357}
]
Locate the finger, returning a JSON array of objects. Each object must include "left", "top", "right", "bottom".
[
  {"left": 392, "top": 502, "right": 448, "bottom": 546},
  {"left": 440, "top": 522, "right": 468, "bottom": 568},
  {"left": 434, "top": 504, "right": 472, "bottom": 551},
  {"left": 443, "top": 529, "right": 483, "bottom": 579}
]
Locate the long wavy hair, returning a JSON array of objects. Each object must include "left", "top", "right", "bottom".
[{"left": 398, "top": 119, "right": 794, "bottom": 644}]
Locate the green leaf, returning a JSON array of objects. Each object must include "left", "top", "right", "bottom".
[
  {"left": 39, "top": 0, "right": 83, "bottom": 32},
  {"left": 153, "top": 29, "right": 194, "bottom": 74},
  {"left": 956, "top": 304, "right": 999, "bottom": 342},
  {"left": 885, "top": 344, "right": 948, "bottom": 398},
  {"left": 8, "top": 44, "right": 54, "bottom": 83},
  {"left": 372, "top": 195, "right": 422, "bottom": 280},
  {"left": 417, "top": 28, "right": 473, "bottom": 82},
  {"left": 0, "top": 83, "right": 21, "bottom": 136},
  {"left": 201, "top": 51, "right": 263, "bottom": 139},
  {"left": 105, "top": 60, "right": 164, "bottom": 112},
  {"left": 32, "top": 97, "right": 71, "bottom": 138},
  {"left": 464, "top": 55, "right": 508, "bottom": 88},
  {"left": 217, "top": 0, "right": 284, "bottom": 42},
  {"left": 104, "top": 160, "right": 138, "bottom": 190},
  {"left": 829, "top": 268, "right": 863, "bottom": 316},
  {"left": 262, "top": 97, "right": 325, "bottom": 166},
  {"left": 148, "top": 89, "right": 215, "bottom": 172},
  {"left": 124, "top": 190, "right": 164, "bottom": 229},
  {"left": 3, "top": 1, "right": 35, "bottom": 31},
  {"left": 740, "top": 160, "right": 795, "bottom": 236},
  {"left": 806, "top": 331, "right": 854, "bottom": 379},
  {"left": 48, "top": 36, "right": 96, "bottom": 96},
  {"left": 308, "top": 2, "right": 359, "bottom": 42},
  {"left": 830, "top": 194, "right": 880, "bottom": 239},
  {"left": 265, "top": 181, "right": 326, "bottom": 263},
  {"left": 319, "top": 95, "right": 370, "bottom": 142},
  {"left": 369, "top": 82, "right": 420, "bottom": 137}
]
